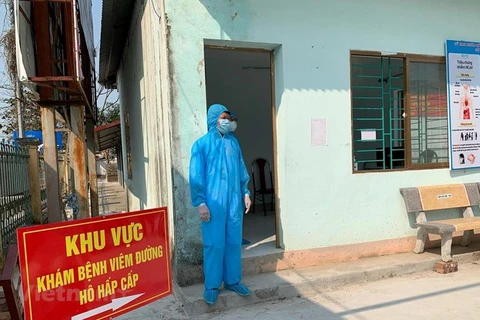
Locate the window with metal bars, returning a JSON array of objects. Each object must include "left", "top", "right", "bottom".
[{"left": 351, "top": 52, "right": 449, "bottom": 172}]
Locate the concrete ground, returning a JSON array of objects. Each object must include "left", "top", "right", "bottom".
[
  {"left": 63, "top": 179, "right": 126, "bottom": 219},
  {"left": 117, "top": 262, "right": 480, "bottom": 319},
  {"left": 99, "top": 185, "right": 480, "bottom": 319},
  {"left": 98, "top": 179, "right": 127, "bottom": 215}
]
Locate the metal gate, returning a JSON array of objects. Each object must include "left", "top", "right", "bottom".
[{"left": 0, "top": 141, "right": 33, "bottom": 253}]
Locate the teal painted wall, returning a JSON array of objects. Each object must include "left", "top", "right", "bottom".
[
  {"left": 166, "top": 0, "right": 480, "bottom": 247},
  {"left": 162, "top": 0, "right": 480, "bottom": 285}
]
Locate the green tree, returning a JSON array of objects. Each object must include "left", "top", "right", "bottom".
[
  {"left": 0, "top": 2, "right": 42, "bottom": 136},
  {"left": 0, "top": 86, "right": 42, "bottom": 135},
  {"left": 97, "top": 102, "right": 120, "bottom": 125},
  {"left": 97, "top": 101, "right": 121, "bottom": 161}
]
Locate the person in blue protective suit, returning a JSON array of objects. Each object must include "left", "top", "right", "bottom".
[
  {"left": 189, "top": 104, "right": 252, "bottom": 306},
  {"left": 228, "top": 113, "right": 238, "bottom": 133}
]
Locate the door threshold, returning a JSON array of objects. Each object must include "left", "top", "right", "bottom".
[{"left": 242, "top": 236, "right": 283, "bottom": 259}]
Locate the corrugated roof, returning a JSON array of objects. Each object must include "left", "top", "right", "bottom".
[
  {"left": 79, "top": 0, "right": 95, "bottom": 66},
  {"left": 98, "top": 0, "right": 136, "bottom": 88},
  {"left": 95, "top": 120, "right": 121, "bottom": 151}
]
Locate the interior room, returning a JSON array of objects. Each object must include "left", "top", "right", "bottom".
[{"left": 204, "top": 46, "right": 279, "bottom": 257}]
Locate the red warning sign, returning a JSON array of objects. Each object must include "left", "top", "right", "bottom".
[{"left": 17, "top": 207, "right": 172, "bottom": 320}]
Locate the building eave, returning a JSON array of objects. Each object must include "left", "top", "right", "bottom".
[{"left": 98, "top": 0, "right": 136, "bottom": 88}]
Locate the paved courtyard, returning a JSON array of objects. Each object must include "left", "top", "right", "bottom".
[
  {"left": 98, "top": 179, "right": 127, "bottom": 215},
  {"left": 116, "top": 262, "right": 480, "bottom": 319}
]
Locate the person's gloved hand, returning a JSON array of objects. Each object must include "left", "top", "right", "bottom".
[
  {"left": 244, "top": 195, "right": 251, "bottom": 214},
  {"left": 198, "top": 204, "right": 210, "bottom": 222}
]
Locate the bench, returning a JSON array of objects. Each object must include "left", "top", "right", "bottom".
[{"left": 400, "top": 183, "right": 480, "bottom": 262}]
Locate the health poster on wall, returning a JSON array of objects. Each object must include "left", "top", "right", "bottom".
[{"left": 446, "top": 40, "right": 480, "bottom": 170}]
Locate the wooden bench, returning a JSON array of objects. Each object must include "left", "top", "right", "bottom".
[{"left": 400, "top": 183, "right": 480, "bottom": 262}]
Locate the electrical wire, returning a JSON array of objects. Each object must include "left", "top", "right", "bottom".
[{"left": 151, "top": 0, "right": 162, "bottom": 20}]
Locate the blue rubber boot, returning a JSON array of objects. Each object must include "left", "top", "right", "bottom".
[
  {"left": 203, "top": 289, "right": 219, "bottom": 306},
  {"left": 224, "top": 283, "right": 251, "bottom": 296}
]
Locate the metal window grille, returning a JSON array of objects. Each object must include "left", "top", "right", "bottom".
[
  {"left": 409, "top": 62, "right": 449, "bottom": 164},
  {"left": 351, "top": 55, "right": 405, "bottom": 171}
]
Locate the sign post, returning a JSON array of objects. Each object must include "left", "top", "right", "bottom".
[
  {"left": 446, "top": 40, "right": 480, "bottom": 170},
  {"left": 17, "top": 208, "right": 172, "bottom": 320}
]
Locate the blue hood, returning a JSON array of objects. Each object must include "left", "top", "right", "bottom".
[{"left": 207, "top": 104, "right": 229, "bottom": 131}]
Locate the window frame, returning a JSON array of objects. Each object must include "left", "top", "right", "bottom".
[{"left": 350, "top": 50, "right": 449, "bottom": 173}]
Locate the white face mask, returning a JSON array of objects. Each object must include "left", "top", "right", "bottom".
[
  {"left": 229, "top": 121, "right": 237, "bottom": 132},
  {"left": 217, "top": 119, "right": 230, "bottom": 134}
]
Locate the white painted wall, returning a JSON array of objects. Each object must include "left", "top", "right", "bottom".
[
  {"left": 204, "top": 48, "right": 274, "bottom": 194},
  {"left": 96, "top": 160, "right": 107, "bottom": 176},
  {"left": 15, "top": 1, "right": 36, "bottom": 81},
  {"left": 117, "top": 0, "right": 172, "bottom": 212},
  {"left": 166, "top": 0, "right": 480, "bottom": 253}
]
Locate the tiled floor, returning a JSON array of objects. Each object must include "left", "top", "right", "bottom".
[{"left": 242, "top": 210, "right": 283, "bottom": 258}]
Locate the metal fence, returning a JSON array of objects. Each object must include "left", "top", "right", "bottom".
[{"left": 0, "top": 140, "right": 33, "bottom": 253}]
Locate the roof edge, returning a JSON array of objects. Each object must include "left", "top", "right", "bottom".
[{"left": 98, "top": 0, "right": 136, "bottom": 88}]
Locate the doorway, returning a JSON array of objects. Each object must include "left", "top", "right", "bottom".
[{"left": 204, "top": 44, "right": 281, "bottom": 257}]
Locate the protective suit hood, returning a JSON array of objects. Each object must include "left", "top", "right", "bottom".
[{"left": 207, "top": 104, "right": 229, "bottom": 131}]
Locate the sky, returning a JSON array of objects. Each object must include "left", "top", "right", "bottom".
[
  {"left": 0, "top": 1, "right": 116, "bottom": 140},
  {"left": 0, "top": 4, "right": 9, "bottom": 139},
  {"left": 92, "top": 0, "right": 119, "bottom": 110}
]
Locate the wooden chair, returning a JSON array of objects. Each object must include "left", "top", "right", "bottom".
[{"left": 251, "top": 158, "right": 275, "bottom": 216}]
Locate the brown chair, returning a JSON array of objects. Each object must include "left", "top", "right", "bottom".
[{"left": 251, "top": 158, "right": 275, "bottom": 216}]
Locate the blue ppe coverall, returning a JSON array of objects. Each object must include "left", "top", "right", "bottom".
[{"left": 189, "top": 104, "right": 250, "bottom": 290}]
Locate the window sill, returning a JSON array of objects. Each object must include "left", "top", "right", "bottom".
[{"left": 352, "top": 163, "right": 449, "bottom": 174}]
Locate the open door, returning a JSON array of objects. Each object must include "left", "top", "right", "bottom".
[{"left": 204, "top": 44, "right": 281, "bottom": 256}]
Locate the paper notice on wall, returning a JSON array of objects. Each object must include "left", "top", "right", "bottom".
[
  {"left": 361, "top": 130, "right": 377, "bottom": 141},
  {"left": 311, "top": 118, "right": 327, "bottom": 146}
]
